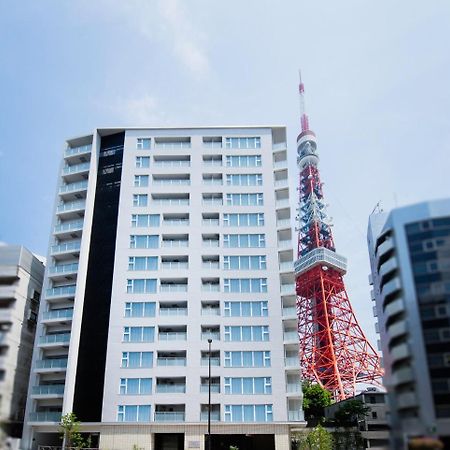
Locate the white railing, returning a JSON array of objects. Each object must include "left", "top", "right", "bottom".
[
  {"left": 200, "top": 411, "right": 221, "bottom": 421},
  {"left": 284, "top": 356, "right": 300, "bottom": 367},
  {"left": 31, "top": 385, "right": 65, "bottom": 396},
  {"left": 201, "top": 284, "right": 220, "bottom": 292},
  {"left": 288, "top": 410, "right": 303, "bottom": 421},
  {"left": 59, "top": 180, "right": 88, "bottom": 194},
  {"left": 203, "top": 160, "right": 223, "bottom": 166},
  {"left": 50, "top": 240, "right": 81, "bottom": 254},
  {"left": 276, "top": 198, "right": 290, "bottom": 207},
  {"left": 279, "top": 261, "right": 294, "bottom": 271},
  {"left": 202, "top": 199, "right": 223, "bottom": 206},
  {"left": 161, "top": 262, "right": 189, "bottom": 270},
  {"left": 157, "top": 357, "right": 187, "bottom": 366},
  {"left": 201, "top": 308, "right": 220, "bottom": 316},
  {"left": 156, "top": 385, "right": 186, "bottom": 393},
  {"left": 46, "top": 285, "right": 76, "bottom": 297},
  {"left": 273, "top": 142, "right": 287, "bottom": 151},
  {"left": 163, "top": 219, "right": 189, "bottom": 226},
  {"left": 29, "top": 412, "right": 62, "bottom": 422},
  {"left": 275, "top": 178, "right": 288, "bottom": 186},
  {"left": 159, "top": 332, "right": 187, "bottom": 341},
  {"left": 277, "top": 219, "right": 291, "bottom": 227},
  {"left": 283, "top": 331, "right": 299, "bottom": 341},
  {"left": 42, "top": 309, "right": 73, "bottom": 320},
  {"left": 62, "top": 162, "right": 90, "bottom": 175},
  {"left": 160, "top": 284, "right": 188, "bottom": 293},
  {"left": 202, "top": 219, "right": 220, "bottom": 226},
  {"left": 153, "top": 179, "right": 190, "bottom": 185},
  {"left": 282, "top": 307, "right": 296, "bottom": 317},
  {"left": 154, "top": 412, "right": 185, "bottom": 422},
  {"left": 48, "top": 263, "right": 79, "bottom": 275},
  {"left": 201, "top": 332, "right": 220, "bottom": 340},
  {"left": 35, "top": 359, "right": 68, "bottom": 370},
  {"left": 202, "top": 262, "right": 220, "bottom": 269},
  {"left": 154, "top": 141, "right": 191, "bottom": 149},
  {"left": 200, "top": 385, "right": 220, "bottom": 393},
  {"left": 153, "top": 199, "right": 189, "bottom": 206},
  {"left": 159, "top": 308, "right": 187, "bottom": 316},
  {"left": 273, "top": 160, "right": 287, "bottom": 168},
  {"left": 278, "top": 239, "right": 293, "bottom": 249},
  {"left": 202, "top": 240, "right": 220, "bottom": 247},
  {"left": 287, "top": 384, "right": 302, "bottom": 393},
  {"left": 38, "top": 333, "right": 71, "bottom": 345},
  {"left": 54, "top": 220, "right": 84, "bottom": 233},
  {"left": 161, "top": 240, "right": 189, "bottom": 248},
  {"left": 281, "top": 284, "right": 295, "bottom": 294},
  {"left": 201, "top": 357, "right": 220, "bottom": 366},
  {"left": 56, "top": 200, "right": 86, "bottom": 213},
  {"left": 153, "top": 160, "right": 190, "bottom": 167},
  {"left": 64, "top": 144, "right": 92, "bottom": 157},
  {"left": 203, "top": 179, "right": 223, "bottom": 185}
]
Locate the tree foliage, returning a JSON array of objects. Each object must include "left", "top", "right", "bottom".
[
  {"left": 60, "top": 413, "right": 90, "bottom": 449},
  {"left": 333, "top": 400, "right": 371, "bottom": 428},
  {"left": 302, "top": 382, "right": 332, "bottom": 422},
  {"left": 294, "top": 425, "right": 333, "bottom": 450}
]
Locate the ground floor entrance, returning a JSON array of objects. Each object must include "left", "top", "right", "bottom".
[
  {"left": 154, "top": 433, "right": 184, "bottom": 450},
  {"left": 207, "top": 433, "right": 275, "bottom": 450}
]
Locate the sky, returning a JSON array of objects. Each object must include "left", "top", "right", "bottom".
[{"left": 1, "top": 0, "right": 450, "bottom": 345}]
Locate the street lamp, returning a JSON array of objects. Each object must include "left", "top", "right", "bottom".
[{"left": 207, "top": 338, "right": 212, "bottom": 450}]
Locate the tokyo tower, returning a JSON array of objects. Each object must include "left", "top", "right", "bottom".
[{"left": 294, "top": 74, "right": 382, "bottom": 401}]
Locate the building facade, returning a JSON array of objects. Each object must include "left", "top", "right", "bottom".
[
  {"left": 0, "top": 245, "right": 44, "bottom": 445},
  {"left": 367, "top": 199, "right": 450, "bottom": 448},
  {"left": 22, "top": 126, "right": 305, "bottom": 450}
]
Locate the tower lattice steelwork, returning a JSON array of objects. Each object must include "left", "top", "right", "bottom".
[{"left": 295, "top": 75, "right": 382, "bottom": 401}]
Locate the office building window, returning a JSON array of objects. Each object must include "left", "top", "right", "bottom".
[
  {"left": 128, "top": 256, "right": 158, "bottom": 271},
  {"left": 223, "top": 213, "right": 264, "bottom": 227},
  {"left": 131, "top": 214, "right": 160, "bottom": 227},
  {"left": 224, "top": 325, "right": 269, "bottom": 342},
  {"left": 224, "top": 301, "right": 268, "bottom": 317},
  {"left": 126, "top": 279, "right": 157, "bottom": 294},
  {"left": 223, "top": 255, "right": 266, "bottom": 270},
  {"left": 121, "top": 352, "right": 153, "bottom": 368},
  {"left": 119, "top": 378, "right": 152, "bottom": 395},
  {"left": 129, "top": 235, "right": 159, "bottom": 248},
  {"left": 117, "top": 405, "right": 151, "bottom": 422},
  {"left": 223, "top": 234, "right": 265, "bottom": 248},
  {"left": 135, "top": 156, "right": 150, "bottom": 168},
  {"left": 134, "top": 175, "right": 149, "bottom": 187},
  {"left": 224, "top": 351, "right": 271, "bottom": 367},
  {"left": 224, "top": 377, "right": 272, "bottom": 395},
  {"left": 226, "top": 193, "right": 263, "bottom": 206},
  {"left": 226, "top": 155, "right": 262, "bottom": 167},
  {"left": 223, "top": 278, "right": 267, "bottom": 293},
  {"left": 136, "top": 138, "right": 151, "bottom": 149},
  {"left": 225, "top": 137, "right": 261, "bottom": 149},
  {"left": 133, "top": 194, "right": 148, "bottom": 207},
  {"left": 123, "top": 326, "right": 155, "bottom": 342},
  {"left": 226, "top": 174, "right": 263, "bottom": 186},
  {"left": 125, "top": 302, "right": 156, "bottom": 317},
  {"left": 224, "top": 404, "right": 272, "bottom": 422}
]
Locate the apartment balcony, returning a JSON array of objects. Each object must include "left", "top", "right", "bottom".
[
  {"left": 202, "top": 218, "right": 220, "bottom": 226},
  {"left": 201, "top": 331, "right": 220, "bottom": 341},
  {"left": 201, "top": 356, "right": 220, "bottom": 366},
  {"left": 285, "top": 356, "right": 300, "bottom": 367},
  {"left": 160, "top": 284, "right": 188, "bottom": 293},
  {"left": 276, "top": 198, "right": 290, "bottom": 208},
  {"left": 45, "top": 285, "right": 76, "bottom": 302},
  {"left": 41, "top": 308, "right": 73, "bottom": 323},
  {"left": 153, "top": 179, "right": 191, "bottom": 186},
  {"left": 201, "top": 283, "right": 220, "bottom": 292},
  {"left": 154, "top": 411, "right": 185, "bottom": 422},
  {"left": 281, "top": 284, "right": 295, "bottom": 294},
  {"left": 273, "top": 142, "right": 287, "bottom": 152},
  {"left": 286, "top": 383, "right": 302, "bottom": 394},
  {"left": 0, "top": 286, "right": 17, "bottom": 302},
  {"left": 275, "top": 178, "right": 289, "bottom": 188},
  {"left": 379, "top": 257, "right": 399, "bottom": 284},
  {"left": 48, "top": 263, "right": 79, "bottom": 280},
  {"left": 58, "top": 180, "right": 88, "bottom": 199},
  {"left": 201, "top": 306, "right": 220, "bottom": 316},
  {"left": 202, "top": 261, "right": 220, "bottom": 270},
  {"left": 282, "top": 307, "right": 297, "bottom": 317},
  {"left": 162, "top": 219, "right": 190, "bottom": 226},
  {"left": 288, "top": 410, "right": 303, "bottom": 421},
  {"left": 203, "top": 178, "right": 223, "bottom": 186},
  {"left": 153, "top": 160, "right": 190, "bottom": 168},
  {"left": 61, "top": 162, "right": 90, "bottom": 180},
  {"left": 50, "top": 240, "right": 81, "bottom": 258},
  {"left": 283, "top": 331, "right": 299, "bottom": 342},
  {"left": 397, "top": 392, "right": 418, "bottom": 409},
  {"left": 273, "top": 160, "right": 288, "bottom": 169},
  {"left": 31, "top": 385, "right": 65, "bottom": 399},
  {"left": 161, "top": 240, "right": 189, "bottom": 248},
  {"left": 277, "top": 218, "right": 291, "bottom": 229},
  {"left": 154, "top": 139, "right": 191, "bottom": 149},
  {"left": 381, "top": 277, "right": 402, "bottom": 308},
  {"left": 38, "top": 333, "right": 71, "bottom": 348},
  {"left": 56, "top": 200, "right": 86, "bottom": 218},
  {"left": 159, "top": 306, "right": 187, "bottom": 316},
  {"left": 202, "top": 240, "right": 219, "bottom": 248},
  {"left": 159, "top": 331, "right": 187, "bottom": 341},
  {"left": 153, "top": 198, "right": 189, "bottom": 206},
  {"left": 161, "top": 261, "right": 189, "bottom": 270},
  {"left": 200, "top": 411, "right": 221, "bottom": 421},
  {"left": 279, "top": 261, "right": 294, "bottom": 272},
  {"left": 53, "top": 219, "right": 84, "bottom": 238},
  {"left": 278, "top": 239, "right": 293, "bottom": 249},
  {"left": 34, "top": 358, "right": 68, "bottom": 373},
  {"left": 64, "top": 144, "right": 91, "bottom": 159},
  {"left": 202, "top": 198, "right": 223, "bottom": 206},
  {"left": 156, "top": 379, "right": 186, "bottom": 394},
  {"left": 28, "top": 412, "right": 62, "bottom": 423},
  {"left": 203, "top": 159, "right": 223, "bottom": 167},
  {"left": 157, "top": 356, "right": 187, "bottom": 367},
  {"left": 200, "top": 384, "right": 220, "bottom": 394}
]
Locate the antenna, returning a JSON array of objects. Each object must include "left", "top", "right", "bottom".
[{"left": 298, "top": 70, "right": 309, "bottom": 133}]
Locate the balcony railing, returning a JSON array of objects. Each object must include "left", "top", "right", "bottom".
[
  {"left": 157, "top": 357, "right": 186, "bottom": 366},
  {"left": 154, "top": 141, "right": 191, "bottom": 149},
  {"left": 56, "top": 200, "right": 86, "bottom": 213},
  {"left": 203, "top": 179, "right": 223, "bottom": 185},
  {"left": 160, "top": 284, "right": 188, "bottom": 293},
  {"left": 287, "top": 384, "right": 302, "bottom": 394},
  {"left": 161, "top": 262, "right": 189, "bottom": 270},
  {"left": 54, "top": 220, "right": 84, "bottom": 234},
  {"left": 64, "top": 144, "right": 92, "bottom": 157},
  {"left": 203, "top": 160, "right": 222, "bottom": 167},
  {"left": 153, "top": 160, "right": 190, "bottom": 168},
  {"left": 46, "top": 285, "right": 76, "bottom": 298},
  {"left": 275, "top": 178, "right": 288, "bottom": 187},
  {"left": 202, "top": 199, "right": 223, "bottom": 206},
  {"left": 31, "top": 385, "right": 65, "bottom": 396},
  {"left": 200, "top": 385, "right": 220, "bottom": 394},
  {"left": 202, "top": 240, "right": 219, "bottom": 248},
  {"left": 42, "top": 309, "right": 74, "bottom": 321},
  {"left": 284, "top": 356, "right": 299, "bottom": 367},
  {"left": 283, "top": 331, "right": 299, "bottom": 341},
  {"left": 200, "top": 411, "right": 220, "bottom": 421},
  {"left": 281, "top": 284, "right": 295, "bottom": 294},
  {"left": 29, "top": 412, "right": 62, "bottom": 422},
  {"left": 201, "top": 332, "right": 220, "bottom": 341},
  {"left": 50, "top": 241, "right": 81, "bottom": 255},
  {"left": 201, "top": 308, "right": 220, "bottom": 316},
  {"left": 153, "top": 199, "right": 189, "bottom": 206},
  {"left": 156, "top": 385, "right": 186, "bottom": 393},
  {"left": 154, "top": 412, "right": 185, "bottom": 422},
  {"left": 48, "top": 263, "right": 79, "bottom": 275},
  {"left": 279, "top": 261, "right": 294, "bottom": 271},
  {"left": 159, "top": 332, "right": 187, "bottom": 341},
  {"left": 162, "top": 219, "right": 190, "bottom": 226},
  {"left": 153, "top": 179, "right": 191, "bottom": 186},
  {"left": 35, "top": 359, "right": 68, "bottom": 370},
  {"left": 202, "top": 219, "right": 220, "bottom": 226},
  {"left": 38, "top": 333, "right": 71, "bottom": 345},
  {"left": 273, "top": 160, "right": 287, "bottom": 169},
  {"left": 201, "top": 357, "right": 220, "bottom": 366},
  {"left": 161, "top": 240, "right": 189, "bottom": 248},
  {"left": 278, "top": 240, "right": 293, "bottom": 249},
  {"left": 282, "top": 307, "right": 296, "bottom": 317},
  {"left": 62, "top": 162, "right": 90, "bottom": 176},
  {"left": 276, "top": 198, "right": 290, "bottom": 207},
  {"left": 201, "top": 284, "right": 220, "bottom": 292},
  {"left": 273, "top": 142, "right": 287, "bottom": 151},
  {"left": 159, "top": 308, "right": 187, "bottom": 316},
  {"left": 59, "top": 180, "right": 88, "bottom": 194},
  {"left": 277, "top": 218, "right": 291, "bottom": 227},
  {"left": 288, "top": 410, "right": 303, "bottom": 421}
]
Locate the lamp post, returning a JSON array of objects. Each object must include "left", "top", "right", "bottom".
[{"left": 207, "top": 338, "right": 212, "bottom": 450}]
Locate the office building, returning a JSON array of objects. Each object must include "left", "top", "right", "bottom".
[
  {"left": 0, "top": 245, "right": 44, "bottom": 446},
  {"left": 367, "top": 199, "right": 450, "bottom": 448},
  {"left": 22, "top": 126, "right": 305, "bottom": 450}
]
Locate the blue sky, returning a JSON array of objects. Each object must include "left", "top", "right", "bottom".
[{"left": 1, "top": 0, "right": 449, "bottom": 343}]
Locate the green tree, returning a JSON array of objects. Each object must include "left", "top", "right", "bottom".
[
  {"left": 60, "top": 413, "right": 89, "bottom": 449},
  {"left": 333, "top": 399, "right": 371, "bottom": 428},
  {"left": 302, "top": 382, "right": 332, "bottom": 423},
  {"left": 295, "top": 425, "right": 333, "bottom": 450}
]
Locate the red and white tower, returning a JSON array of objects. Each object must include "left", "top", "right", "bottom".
[{"left": 295, "top": 74, "right": 382, "bottom": 401}]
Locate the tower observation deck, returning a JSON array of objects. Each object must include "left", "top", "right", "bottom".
[{"left": 294, "top": 75, "right": 382, "bottom": 401}]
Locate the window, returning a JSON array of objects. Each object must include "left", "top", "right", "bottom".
[
  {"left": 224, "top": 301, "right": 268, "bottom": 317},
  {"left": 226, "top": 174, "right": 263, "bottom": 186},
  {"left": 135, "top": 156, "right": 150, "bottom": 168},
  {"left": 130, "top": 235, "right": 159, "bottom": 248},
  {"left": 203, "top": 136, "right": 222, "bottom": 148},
  {"left": 123, "top": 326, "right": 155, "bottom": 342},
  {"left": 223, "top": 256, "right": 266, "bottom": 270},
  {"left": 226, "top": 193, "right": 263, "bottom": 206},
  {"left": 224, "top": 326, "right": 269, "bottom": 342},
  {"left": 133, "top": 194, "right": 148, "bottom": 207},
  {"left": 223, "top": 278, "right": 267, "bottom": 293},
  {"left": 225, "top": 137, "right": 261, "bottom": 149},
  {"left": 223, "top": 234, "right": 265, "bottom": 248},
  {"left": 226, "top": 155, "right": 261, "bottom": 167},
  {"left": 128, "top": 256, "right": 158, "bottom": 271},
  {"left": 224, "top": 404, "right": 272, "bottom": 422},
  {"left": 117, "top": 405, "right": 151, "bottom": 422},
  {"left": 137, "top": 138, "right": 151, "bottom": 149},
  {"left": 134, "top": 175, "right": 149, "bottom": 187},
  {"left": 126, "top": 279, "right": 157, "bottom": 293},
  {"left": 125, "top": 302, "right": 156, "bottom": 317},
  {"left": 223, "top": 213, "right": 264, "bottom": 227},
  {"left": 224, "top": 351, "right": 271, "bottom": 367},
  {"left": 119, "top": 378, "right": 152, "bottom": 395},
  {"left": 224, "top": 377, "right": 272, "bottom": 395},
  {"left": 131, "top": 214, "right": 160, "bottom": 227},
  {"left": 121, "top": 351, "right": 153, "bottom": 368}
]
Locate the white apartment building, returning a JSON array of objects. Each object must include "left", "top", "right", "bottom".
[
  {"left": 22, "top": 126, "right": 305, "bottom": 450},
  {"left": 0, "top": 245, "right": 44, "bottom": 447}
]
